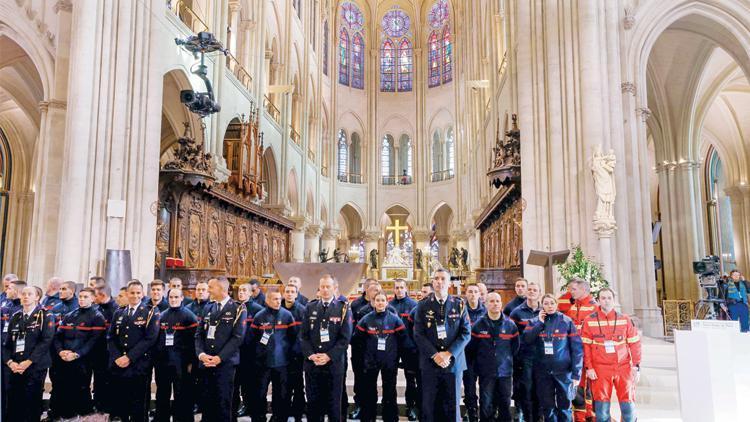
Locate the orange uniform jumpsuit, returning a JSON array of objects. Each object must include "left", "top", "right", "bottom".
[{"left": 565, "top": 294, "right": 597, "bottom": 421}]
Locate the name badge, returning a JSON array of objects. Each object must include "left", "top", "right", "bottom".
[
  {"left": 377, "top": 337, "right": 387, "bottom": 351},
  {"left": 544, "top": 340, "right": 554, "bottom": 355},
  {"left": 320, "top": 328, "right": 330, "bottom": 343},
  {"left": 604, "top": 340, "right": 615, "bottom": 354},
  {"left": 260, "top": 331, "right": 271, "bottom": 345},
  {"left": 165, "top": 333, "right": 174, "bottom": 347},
  {"left": 15, "top": 338, "right": 25, "bottom": 354},
  {"left": 437, "top": 324, "right": 447, "bottom": 340},
  {"left": 207, "top": 326, "right": 216, "bottom": 340},
  {"left": 2, "top": 323, "right": 7, "bottom": 333}
]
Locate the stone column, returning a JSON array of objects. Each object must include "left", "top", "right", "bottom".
[
  {"left": 3, "top": 191, "right": 34, "bottom": 279},
  {"left": 305, "top": 224, "right": 322, "bottom": 263},
  {"left": 363, "top": 229, "right": 380, "bottom": 271},
  {"left": 725, "top": 185, "right": 750, "bottom": 272},
  {"left": 289, "top": 216, "right": 307, "bottom": 263},
  {"left": 437, "top": 235, "right": 451, "bottom": 267},
  {"left": 468, "top": 229, "right": 481, "bottom": 270},
  {"left": 321, "top": 228, "right": 340, "bottom": 261}
]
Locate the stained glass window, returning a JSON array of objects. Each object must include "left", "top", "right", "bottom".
[
  {"left": 381, "top": 135, "right": 394, "bottom": 179},
  {"left": 338, "top": 129, "right": 348, "bottom": 178},
  {"left": 341, "top": 2, "right": 364, "bottom": 31},
  {"left": 381, "top": 40, "right": 395, "bottom": 92},
  {"left": 428, "top": 32, "right": 441, "bottom": 88},
  {"left": 398, "top": 38, "right": 412, "bottom": 92},
  {"left": 428, "top": 0, "right": 449, "bottom": 29},
  {"left": 339, "top": 29, "right": 349, "bottom": 85},
  {"left": 382, "top": 8, "right": 410, "bottom": 38},
  {"left": 352, "top": 33, "right": 364, "bottom": 89},
  {"left": 323, "top": 21, "right": 329, "bottom": 76},
  {"left": 443, "top": 27, "right": 452, "bottom": 83},
  {"left": 398, "top": 134, "right": 412, "bottom": 177}
]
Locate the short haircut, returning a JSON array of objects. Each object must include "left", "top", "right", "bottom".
[
  {"left": 393, "top": 278, "right": 407, "bottom": 285},
  {"left": 265, "top": 287, "right": 282, "bottom": 296},
  {"left": 433, "top": 268, "right": 451, "bottom": 277},
  {"left": 2, "top": 273, "right": 18, "bottom": 282},
  {"left": 466, "top": 284, "right": 480, "bottom": 291},
  {"left": 95, "top": 285, "right": 112, "bottom": 297},
  {"left": 288, "top": 276, "right": 301, "bottom": 284},
  {"left": 80, "top": 287, "right": 96, "bottom": 296},
  {"left": 730, "top": 269, "right": 741, "bottom": 275},
  {"left": 11, "top": 279, "right": 27, "bottom": 288},
  {"left": 89, "top": 276, "right": 106, "bottom": 285},
  {"left": 285, "top": 283, "right": 298, "bottom": 292},
  {"left": 422, "top": 282, "right": 433, "bottom": 289},
  {"left": 373, "top": 290, "right": 388, "bottom": 300},
  {"left": 195, "top": 281, "right": 208, "bottom": 287},
  {"left": 150, "top": 279, "right": 165, "bottom": 289},
  {"left": 597, "top": 288, "right": 616, "bottom": 299},
  {"left": 169, "top": 277, "right": 183, "bottom": 285},
  {"left": 127, "top": 280, "right": 144, "bottom": 290},
  {"left": 320, "top": 274, "right": 338, "bottom": 286},
  {"left": 167, "top": 288, "right": 183, "bottom": 297},
  {"left": 514, "top": 277, "right": 528, "bottom": 285},
  {"left": 541, "top": 293, "right": 557, "bottom": 303},
  {"left": 119, "top": 286, "right": 128, "bottom": 292},
  {"left": 527, "top": 280, "right": 540, "bottom": 289},
  {"left": 62, "top": 280, "right": 77, "bottom": 291},
  {"left": 211, "top": 277, "right": 230, "bottom": 292},
  {"left": 249, "top": 278, "right": 260, "bottom": 286},
  {"left": 33, "top": 286, "right": 43, "bottom": 299},
  {"left": 568, "top": 277, "right": 591, "bottom": 292}
]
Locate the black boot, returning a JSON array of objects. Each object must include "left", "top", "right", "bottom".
[
  {"left": 236, "top": 404, "right": 249, "bottom": 417},
  {"left": 468, "top": 407, "right": 479, "bottom": 422},
  {"left": 348, "top": 405, "right": 361, "bottom": 419},
  {"left": 407, "top": 407, "right": 418, "bottom": 421}
]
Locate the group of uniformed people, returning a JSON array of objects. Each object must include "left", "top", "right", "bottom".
[{"left": 0, "top": 269, "right": 641, "bottom": 422}]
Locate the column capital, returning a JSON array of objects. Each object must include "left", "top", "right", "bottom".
[
  {"left": 322, "top": 227, "right": 341, "bottom": 240},
  {"left": 288, "top": 216, "right": 308, "bottom": 231},
  {"left": 54, "top": 0, "right": 73, "bottom": 14},
  {"left": 305, "top": 224, "right": 323, "bottom": 238},
  {"left": 362, "top": 229, "right": 381, "bottom": 242},
  {"left": 411, "top": 228, "right": 431, "bottom": 243},
  {"left": 38, "top": 99, "right": 67, "bottom": 112}
]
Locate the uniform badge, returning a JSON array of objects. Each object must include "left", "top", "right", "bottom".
[
  {"left": 225, "top": 312, "right": 231, "bottom": 316},
  {"left": 427, "top": 310, "right": 434, "bottom": 316},
  {"left": 312, "top": 311, "right": 317, "bottom": 315},
  {"left": 555, "top": 329, "right": 559, "bottom": 333}
]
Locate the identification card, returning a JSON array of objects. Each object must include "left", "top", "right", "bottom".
[
  {"left": 544, "top": 340, "right": 554, "bottom": 355},
  {"left": 2, "top": 323, "right": 7, "bottom": 333},
  {"left": 320, "top": 328, "right": 330, "bottom": 343},
  {"left": 437, "top": 324, "right": 447, "bottom": 340},
  {"left": 604, "top": 340, "right": 615, "bottom": 354},
  {"left": 207, "top": 325, "right": 216, "bottom": 340},
  {"left": 165, "top": 333, "right": 174, "bottom": 347},
  {"left": 260, "top": 331, "right": 271, "bottom": 345},
  {"left": 377, "top": 337, "right": 387, "bottom": 351},
  {"left": 15, "top": 338, "right": 25, "bottom": 353}
]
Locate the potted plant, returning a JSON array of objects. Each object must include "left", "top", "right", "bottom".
[{"left": 557, "top": 246, "right": 609, "bottom": 294}]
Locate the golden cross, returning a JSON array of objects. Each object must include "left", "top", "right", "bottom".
[{"left": 386, "top": 219, "right": 408, "bottom": 248}]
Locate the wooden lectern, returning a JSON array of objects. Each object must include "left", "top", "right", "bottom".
[{"left": 526, "top": 249, "right": 570, "bottom": 293}]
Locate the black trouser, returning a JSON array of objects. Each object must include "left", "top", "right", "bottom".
[
  {"left": 518, "top": 359, "right": 541, "bottom": 422},
  {"left": 463, "top": 365, "right": 479, "bottom": 416},
  {"left": 362, "top": 366, "right": 398, "bottom": 422},
  {"left": 111, "top": 371, "right": 151, "bottom": 422},
  {"left": 50, "top": 359, "right": 94, "bottom": 418},
  {"left": 288, "top": 360, "right": 306, "bottom": 418},
  {"left": 202, "top": 364, "right": 237, "bottom": 422},
  {"left": 254, "top": 365, "right": 289, "bottom": 420},
  {"left": 154, "top": 362, "right": 193, "bottom": 422},
  {"left": 402, "top": 353, "right": 420, "bottom": 410},
  {"left": 233, "top": 352, "right": 258, "bottom": 412},
  {"left": 92, "top": 359, "right": 112, "bottom": 413},
  {"left": 534, "top": 371, "right": 574, "bottom": 422},
  {"left": 479, "top": 375, "right": 512, "bottom": 422},
  {"left": 7, "top": 367, "right": 46, "bottom": 422},
  {"left": 420, "top": 370, "right": 462, "bottom": 422},
  {"left": 351, "top": 347, "right": 364, "bottom": 407},
  {"left": 305, "top": 367, "right": 345, "bottom": 422}
]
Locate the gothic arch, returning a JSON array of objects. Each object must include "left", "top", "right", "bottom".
[
  {"left": 262, "top": 146, "right": 279, "bottom": 205},
  {"left": 287, "top": 167, "right": 300, "bottom": 215},
  {"left": 339, "top": 202, "right": 365, "bottom": 238},
  {"left": 159, "top": 68, "right": 202, "bottom": 157}
]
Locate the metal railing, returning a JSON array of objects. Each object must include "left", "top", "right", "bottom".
[
  {"left": 263, "top": 95, "right": 280, "bottom": 124},
  {"left": 382, "top": 175, "right": 413, "bottom": 185},
  {"left": 290, "top": 127, "right": 301, "bottom": 145},
  {"left": 338, "top": 172, "right": 363, "bottom": 184},
  {"left": 430, "top": 169, "right": 455, "bottom": 182},
  {"left": 169, "top": 0, "right": 209, "bottom": 34},
  {"left": 226, "top": 52, "right": 253, "bottom": 93}
]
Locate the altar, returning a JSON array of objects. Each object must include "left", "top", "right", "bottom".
[{"left": 380, "top": 219, "right": 414, "bottom": 280}]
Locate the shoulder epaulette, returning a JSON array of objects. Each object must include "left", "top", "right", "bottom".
[
  {"left": 341, "top": 300, "right": 349, "bottom": 320},
  {"left": 146, "top": 306, "right": 157, "bottom": 326},
  {"left": 234, "top": 303, "right": 244, "bottom": 325}
]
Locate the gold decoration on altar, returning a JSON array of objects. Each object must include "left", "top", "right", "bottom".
[{"left": 386, "top": 219, "right": 408, "bottom": 248}]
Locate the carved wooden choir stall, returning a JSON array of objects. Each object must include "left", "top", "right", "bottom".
[{"left": 156, "top": 108, "right": 292, "bottom": 286}]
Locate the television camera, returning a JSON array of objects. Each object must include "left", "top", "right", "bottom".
[{"left": 175, "top": 32, "right": 227, "bottom": 118}]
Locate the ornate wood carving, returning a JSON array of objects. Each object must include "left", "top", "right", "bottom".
[{"left": 479, "top": 199, "right": 522, "bottom": 269}]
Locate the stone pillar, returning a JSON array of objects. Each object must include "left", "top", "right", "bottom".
[
  {"left": 3, "top": 191, "right": 34, "bottom": 279},
  {"left": 468, "top": 229, "right": 481, "bottom": 270},
  {"left": 437, "top": 235, "right": 451, "bottom": 267},
  {"left": 363, "top": 229, "right": 380, "bottom": 271},
  {"left": 725, "top": 185, "right": 750, "bottom": 272},
  {"left": 321, "top": 228, "right": 340, "bottom": 261},
  {"left": 290, "top": 230, "right": 306, "bottom": 263},
  {"left": 305, "top": 224, "right": 322, "bottom": 263},
  {"left": 51, "top": 1, "right": 163, "bottom": 283}
]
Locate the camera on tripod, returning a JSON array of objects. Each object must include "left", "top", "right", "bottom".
[
  {"left": 694, "top": 255, "right": 722, "bottom": 299},
  {"left": 693, "top": 255, "right": 720, "bottom": 276}
]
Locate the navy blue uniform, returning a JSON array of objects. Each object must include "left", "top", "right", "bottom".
[
  {"left": 464, "top": 302, "right": 487, "bottom": 420},
  {"left": 251, "top": 290, "right": 266, "bottom": 307},
  {"left": 41, "top": 292, "right": 63, "bottom": 311},
  {"left": 2, "top": 306, "right": 55, "bottom": 422},
  {"left": 510, "top": 302, "right": 542, "bottom": 422},
  {"left": 92, "top": 299, "right": 118, "bottom": 413},
  {"left": 523, "top": 312, "right": 583, "bottom": 422},
  {"left": 355, "top": 309, "right": 407, "bottom": 422},
  {"left": 50, "top": 306, "right": 106, "bottom": 418},
  {"left": 195, "top": 299, "right": 247, "bottom": 422},
  {"left": 468, "top": 314, "right": 519, "bottom": 421},
  {"left": 297, "top": 293, "right": 310, "bottom": 306},
  {"left": 503, "top": 295, "right": 525, "bottom": 317},
  {"left": 50, "top": 296, "right": 79, "bottom": 320},
  {"left": 185, "top": 298, "right": 211, "bottom": 412},
  {"left": 154, "top": 306, "right": 198, "bottom": 422},
  {"left": 389, "top": 295, "right": 419, "bottom": 412},
  {"left": 251, "top": 306, "right": 299, "bottom": 420},
  {"left": 107, "top": 303, "right": 160, "bottom": 421},
  {"left": 0, "top": 298, "right": 20, "bottom": 343},
  {"left": 284, "top": 299, "right": 308, "bottom": 419},
  {"left": 144, "top": 296, "right": 169, "bottom": 312},
  {"left": 300, "top": 297, "right": 353, "bottom": 422},
  {"left": 234, "top": 300, "right": 263, "bottom": 416},
  {"left": 413, "top": 294, "right": 471, "bottom": 422}
]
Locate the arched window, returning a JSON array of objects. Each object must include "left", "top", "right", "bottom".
[
  {"left": 380, "top": 40, "right": 395, "bottom": 92},
  {"left": 338, "top": 29, "right": 349, "bottom": 85},
  {"left": 705, "top": 147, "right": 736, "bottom": 271},
  {"left": 337, "top": 129, "right": 348, "bottom": 180},
  {"left": 432, "top": 130, "right": 443, "bottom": 175},
  {"left": 446, "top": 126, "right": 455, "bottom": 173},
  {"left": 380, "top": 6, "right": 412, "bottom": 92},
  {"left": 339, "top": 2, "right": 365, "bottom": 89},
  {"left": 381, "top": 135, "right": 395, "bottom": 183},
  {"left": 398, "top": 134, "right": 412, "bottom": 184},
  {"left": 427, "top": 0, "right": 452, "bottom": 88},
  {"left": 349, "top": 132, "right": 362, "bottom": 182},
  {"left": 323, "top": 20, "right": 329, "bottom": 76}
]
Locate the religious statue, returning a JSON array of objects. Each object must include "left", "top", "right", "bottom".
[
  {"left": 460, "top": 247, "right": 469, "bottom": 270},
  {"left": 369, "top": 249, "right": 379, "bottom": 269},
  {"left": 319, "top": 248, "right": 329, "bottom": 263},
  {"left": 333, "top": 248, "right": 343, "bottom": 263},
  {"left": 415, "top": 249, "right": 423, "bottom": 270},
  {"left": 449, "top": 247, "right": 460, "bottom": 268},
  {"left": 591, "top": 145, "right": 617, "bottom": 234}
]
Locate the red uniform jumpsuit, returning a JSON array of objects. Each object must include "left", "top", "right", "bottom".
[
  {"left": 565, "top": 294, "right": 597, "bottom": 421},
  {"left": 580, "top": 309, "right": 641, "bottom": 412}
]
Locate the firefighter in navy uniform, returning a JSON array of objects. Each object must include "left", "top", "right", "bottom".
[
  {"left": 251, "top": 289, "right": 299, "bottom": 421},
  {"left": 524, "top": 294, "right": 584, "bottom": 422},
  {"left": 413, "top": 269, "right": 471, "bottom": 422},
  {"left": 355, "top": 290, "right": 407, "bottom": 422},
  {"left": 234, "top": 282, "right": 264, "bottom": 418},
  {"left": 283, "top": 282, "right": 308, "bottom": 421},
  {"left": 299, "top": 275, "right": 353, "bottom": 422},
  {"left": 503, "top": 278, "right": 528, "bottom": 317},
  {"left": 0, "top": 279, "right": 23, "bottom": 418},
  {"left": 107, "top": 280, "right": 161, "bottom": 422},
  {"left": 50, "top": 280, "right": 80, "bottom": 318},
  {"left": 195, "top": 276, "right": 247, "bottom": 422},
  {"left": 186, "top": 281, "right": 212, "bottom": 414},
  {"left": 288, "top": 276, "right": 309, "bottom": 305},
  {"left": 509, "top": 280, "right": 542, "bottom": 422},
  {"left": 467, "top": 292, "right": 519, "bottom": 422},
  {"left": 348, "top": 277, "right": 380, "bottom": 419},
  {"left": 2, "top": 286, "right": 55, "bottom": 422},
  {"left": 93, "top": 285, "right": 118, "bottom": 413},
  {"left": 463, "top": 284, "right": 487, "bottom": 422},
  {"left": 154, "top": 288, "right": 199, "bottom": 422},
  {"left": 388, "top": 278, "right": 419, "bottom": 420},
  {"left": 50, "top": 287, "right": 107, "bottom": 419}
]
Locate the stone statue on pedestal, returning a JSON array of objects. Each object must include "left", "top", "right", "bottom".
[
  {"left": 460, "top": 247, "right": 469, "bottom": 270},
  {"left": 319, "top": 248, "right": 329, "bottom": 263},
  {"left": 591, "top": 145, "right": 617, "bottom": 235},
  {"left": 449, "top": 247, "right": 460, "bottom": 268},
  {"left": 415, "top": 249, "right": 423, "bottom": 269},
  {"left": 369, "top": 249, "right": 378, "bottom": 269}
]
